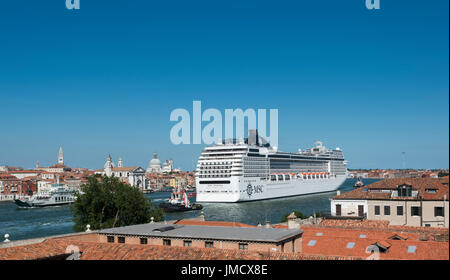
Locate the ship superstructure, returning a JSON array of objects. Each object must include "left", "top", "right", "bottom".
[
  {"left": 195, "top": 130, "right": 347, "bottom": 202},
  {"left": 14, "top": 183, "right": 77, "bottom": 208}
]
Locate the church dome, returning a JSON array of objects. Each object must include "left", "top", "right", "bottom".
[{"left": 149, "top": 153, "right": 161, "bottom": 169}]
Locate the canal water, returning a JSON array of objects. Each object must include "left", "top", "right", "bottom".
[{"left": 0, "top": 178, "right": 379, "bottom": 242}]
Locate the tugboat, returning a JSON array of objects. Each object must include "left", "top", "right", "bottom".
[
  {"left": 353, "top": 177, "right": 365, "bottom": 188},
  {"left": 159, "top": 187, "right": 203, "bottom": 213}
]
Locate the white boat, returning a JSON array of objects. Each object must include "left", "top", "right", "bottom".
[
  {"left": 14, "top": 183, "right": 77, "bottom": 207},
  {"left": 195, "top": 130, "right": 348, "bottom": 203}
]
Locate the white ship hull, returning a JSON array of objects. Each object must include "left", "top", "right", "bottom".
[{"left": 196, "top": 175, "right": 347, "bottom": 203}]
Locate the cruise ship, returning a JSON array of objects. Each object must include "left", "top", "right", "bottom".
[{"left": 195, "top": 130, "right": 348, "bottom": 203}]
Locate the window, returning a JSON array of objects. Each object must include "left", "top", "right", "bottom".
[
  {"left": 118, "top": 237, "right": 125, "bottom": 244},
  {"left": 163, "top": 239, "right": 171, "bottom": 246},
  {"left": 397, "top": 206, "right": 404, "bottom": 216},
  {"left": 384, "top": 206, "right": 391, "bottom": 216},
  {"left": 205, "top": 241, "right": 214, "bottom": 248},
  {"left": 184, "top": 240, "right": 192, "bottom": 247},
  {"left": 107, "top": 236, "right": 115, "bottom": 243},
  {"left": 239, "top": 243, "right": 249, "bottom": 251},
  {"left": 335, "top": 204, "right": 342, "bottom": 216},
  {"left": 434, "top": 207, "right": 444, "bottom": 217},
  {"left": 140, "top": 238, "right": 148, "bottom": 245},
  {"left": 358, "top": 205, "right": 364, "bottom": 217},
  {"left": 411, "top": 206, "right": 421, "bottom": 216},
  {"left": 407, "top": 246, "right": 416, "bottom": 253},
  {"left": 397, "top": 185, "right": 412, "bottom": 197},
  {"left": 374, "top": 205, "right": 380, "bottom": 216}
]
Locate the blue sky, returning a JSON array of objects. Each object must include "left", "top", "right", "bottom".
[{"left": 0, "top": 0, "right": 448, "bottom": 171}]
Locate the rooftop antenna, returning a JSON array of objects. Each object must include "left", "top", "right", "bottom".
[{"left": 402, "top": 152, "right": 406, "bottom": 170}]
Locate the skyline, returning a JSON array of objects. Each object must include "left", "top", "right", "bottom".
[{"left": 0, "top": 0, "right": 449, "bottom": 170}]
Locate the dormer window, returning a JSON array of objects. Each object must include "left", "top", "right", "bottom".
[
  {"left": 397, "top": 184, "right": 413, "bottom": 197},
  {"left": 426, "top": 189, "right": 437, "bottom": 194}
]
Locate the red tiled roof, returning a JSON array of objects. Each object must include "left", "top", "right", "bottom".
[
  {"left": 7, "top": 170, "right": 42, "bottom": 174},
  {"left": 300, "top": 226, "right": 449, "bottom": 260},
  {"left": 112, "top": 167, "right": 140, "bottom": 172},
  {"left": 0, "top": 238, "right": 356, "bottom": 260},
  {"left": 0, "top": 174, "right": 19, "bottom": 180},
  {"left": 48, "top": 164, "right": 70, "bottom": 169},
  {"left": 333, "top": 178, "right": 448, "bottom": 201}
]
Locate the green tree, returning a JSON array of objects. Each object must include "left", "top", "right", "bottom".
[
  {"left": 280, "top": 211, "right": 322, "bottom": 223},
  {"left": 71, "top": 176, "right": 164, "bottom": 232}
]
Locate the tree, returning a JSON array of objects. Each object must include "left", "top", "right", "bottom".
[
  {"left": 280, "top": 211, "right": 322, "bottom": 223},
  {"left": 280, "top": 211, "right": 307, "bottom": 223},
  {"left": 71, "top": 176, "right": 164, "bottom": 232}
]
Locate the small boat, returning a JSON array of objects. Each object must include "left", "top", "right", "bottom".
[
  {"left": 353, "top": 177, "right": 365, "bottom": 188},
  {"left": 14, "top": 184, "right": 77, "bottom": 208},
  {"left": 159, "top": 187, "right": 203, "bottom": 213}
]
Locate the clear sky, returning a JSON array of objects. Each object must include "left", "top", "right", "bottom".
[{"left": 0, "top": 0, "right": 448, "bottom": 171}]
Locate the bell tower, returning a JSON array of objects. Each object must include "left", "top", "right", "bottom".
[
  {"left": 104, "top": 155, "right": 113, "bottom": 177},
  {"left": 58, "top": 147, "right": 64, "bottom": 165}
]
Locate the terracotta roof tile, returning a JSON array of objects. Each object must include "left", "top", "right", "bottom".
[
  {"left": 0, "top": 239, "right": 357, "bottom": 260},
  {"left": 334, "top": 178, "right": 448, "bottom": 201}
]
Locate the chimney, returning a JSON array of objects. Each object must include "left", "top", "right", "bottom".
[
  {"left": 200, "top": 211, "right": 205, "bottom": 222},
  {"left": 287, "top": 212, "right": 300, "bottom": 229},
  {"left": 257, "top": 221, "right": 263, "bottom": 227},
  {"left": 248, "top": 130, "right": 259, "bottom": 146},
  {"left": 265, "top": 220, "right": 272, "bottom": 228},
  {"left": 336, "top": 190, "right": 341, "bottom": 196}
]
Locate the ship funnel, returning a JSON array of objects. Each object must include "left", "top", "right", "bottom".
[{"left": 248, "top": 129, "right": 259, "bottom": 146}]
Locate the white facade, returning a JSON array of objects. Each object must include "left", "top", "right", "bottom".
[
  {"left": 97, "top": 155, "right": 147, "bottom": 190},
  {"left": 330, "top": 198, "right": 368, "bottom": 217},
  {"left": 7, "top": 171, "right": 41, "bottom": 179}
]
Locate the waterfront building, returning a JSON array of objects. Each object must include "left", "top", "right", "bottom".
[
  {"left": 0, "top": 174, "right": 22, "bottom": 198},
  {"left": 146, "top": 153, "right": 174, "bottom": 174},
  {"left": 330, "top": 178, "right": 449, "bottom": 228},
  {"left": 97, "top": 222, "right": 303, "bottom": 253},
  {"left": 0, "top": 174, "right": 37, "bottom": 200},
  {"left": 95, "top": 155, "right": 147, "bottom": 191}
]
